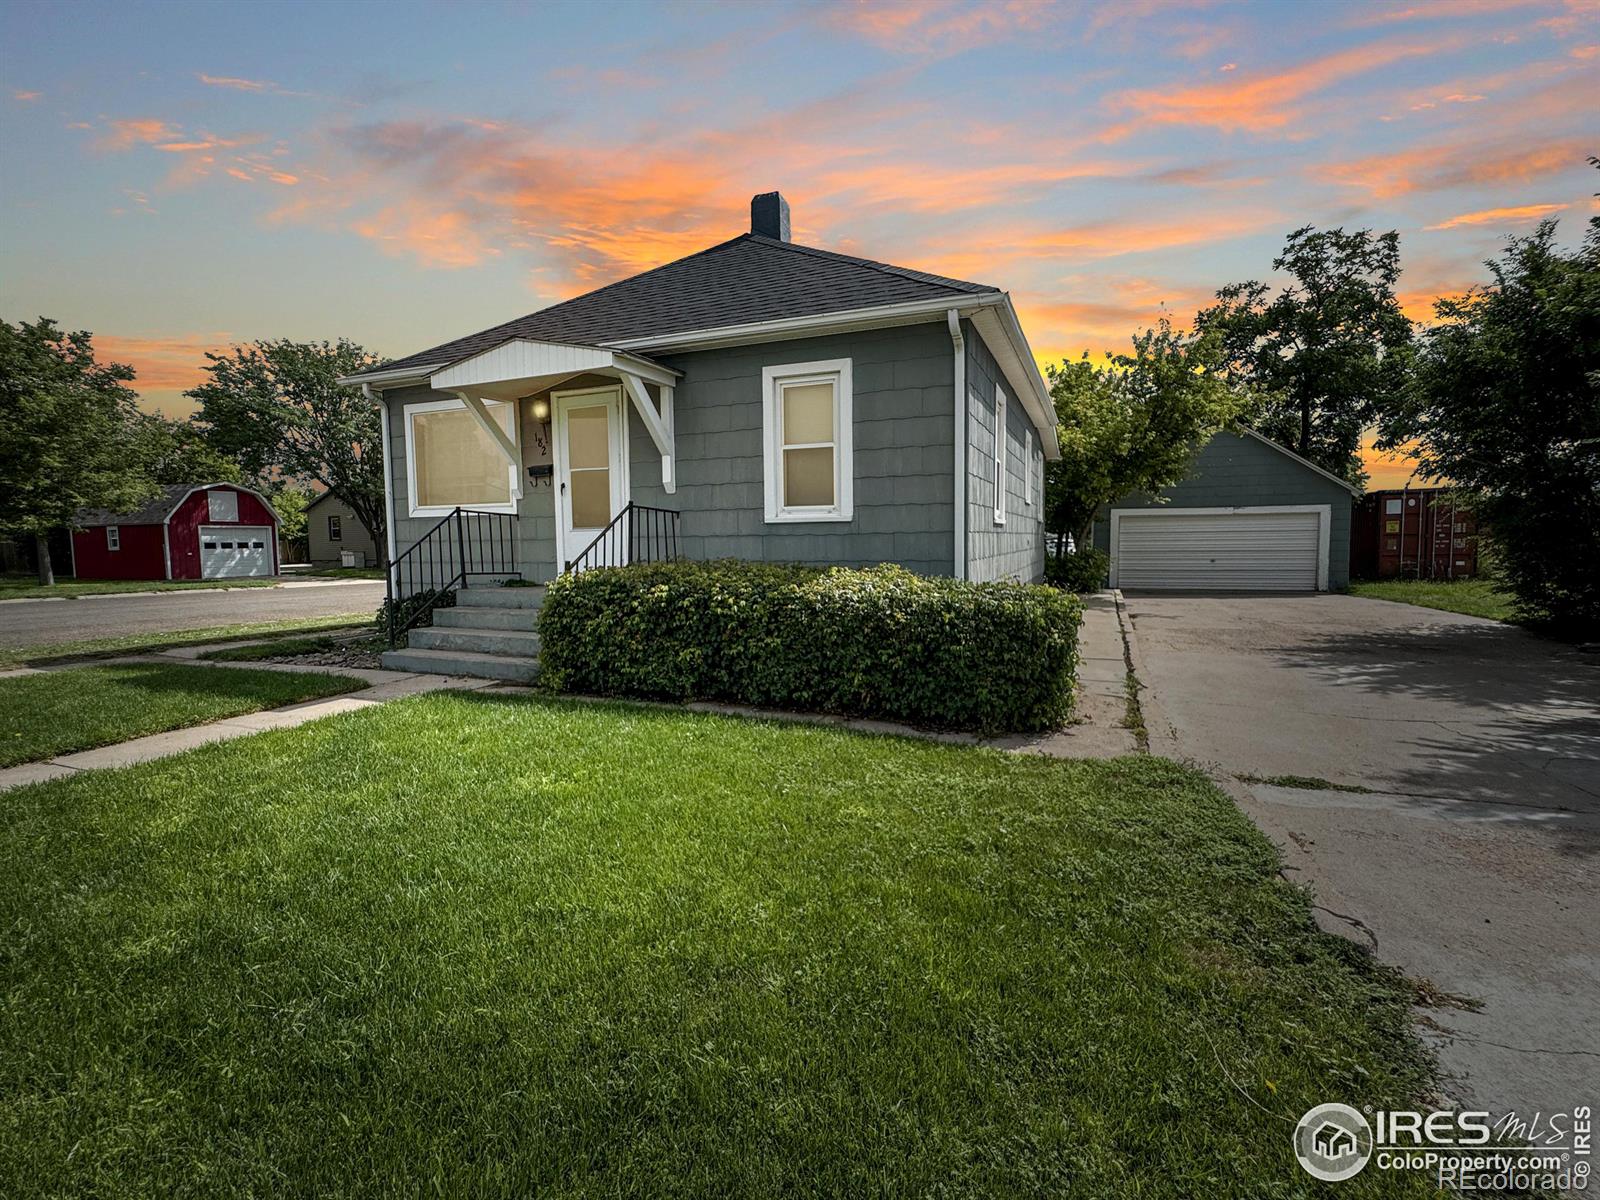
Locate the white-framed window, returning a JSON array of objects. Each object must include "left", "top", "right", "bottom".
[
  {"left": 105, "top": 526, "right": 120, "bottom": 551},
  {"left": 328, "top": 514, "right": 342, "bottom": 541},
  {"left": 761, "top": 358, "right": 853, "bottom": 523},
  {"left": 404, "top": 397, "right": 518, "bottom": 517},
  {"left": 1024, "top": 429, "right": 1035, "bottom": 506},
  {"left": 207, "top": 489, "right": 238, "bottom": 522},
  {"left": 993, "top": 384, "right": 1008, "bottom": 525}
]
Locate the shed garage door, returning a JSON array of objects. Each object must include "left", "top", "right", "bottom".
[
  {"left": 200, "top": 525, "right": 274, "bottom": 578},
  {"left": 1114, "top": 509, "right": 1322, "bottom": 591}
]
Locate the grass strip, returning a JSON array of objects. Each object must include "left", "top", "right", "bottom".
[
  {"left": 0, "top": 615, "right": 372, "bottom": 669},
  {"left": 0, "top": 662, "right": 362, "bottom": 767}
]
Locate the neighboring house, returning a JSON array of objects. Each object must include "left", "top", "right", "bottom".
[
  {"left": 344, "top": 192, "right": 1058, "bottom": 595},
  {"left": 305, "top": 491, "right": 380, "bottom": 566},
  {"left": 1092, "top": 429, "right": 1359, "bottom": 592},
  {"left": 72, "top": 483, "right": 279, "bottom": 581}
]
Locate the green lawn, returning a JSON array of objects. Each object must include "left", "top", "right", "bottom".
[
  {"left": 0, "top": 615, "right": 374, "bottom": 669},
  {"left": 0, "top": 574, "right": 279, "bottom": 601},
  {"left": 0, "top": 663, "right": 362, "bottom": 767},
  {"left": 0, "top": 694, "right": 1439, "bottom": 1196},
  {"left": 1348, "top": 577, "right": 1515, "bottom": 622}
]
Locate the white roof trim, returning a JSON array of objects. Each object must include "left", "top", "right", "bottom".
[
  {"left": 429, "top": 338, "right": 680, "bottom": 392},
  {"left": 1235, "top": 427, "right": 1362, "bottom": 495},
  {"left": 161, "top": 482, "right": 279, "bottom": 527},
  {"left": 337, "top": 362, "right": 445, "bottom": 389}
]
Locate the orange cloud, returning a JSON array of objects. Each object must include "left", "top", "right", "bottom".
[
  {"left": 918, "top": 209, "right": 1272, "bottom": 280},
  {"left": 13, "top": 89, "right": 41, "bottom": 102},
  {"left": 1320, "top": 137, "right": 1591, "bottom": 198},
  {"left": 352, "top": 205, "right": 500, "bottom": 269},
  {"left": 823, "top": 0, "right": 1056, "bottom": 54},
  {"left": 1426, "top": 202, "right": 1568, "bottom": 229},
  {"left": 90, "top": 333, "right": 233, "bottom": 401},
  {"left": 96, "top": 118, "right": 182, "bottom": 150},
  {"left": 1019, "top": 277, "right": 1218, "bottom": 363},
  {"left": 1106, "top": 39, "right": 1443, "bottom": 136},
  {"left": 1348, "top": 0, "right": 1549, "bottom": 24}
]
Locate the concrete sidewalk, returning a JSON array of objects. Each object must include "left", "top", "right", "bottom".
[{"left": 0, "top": 653, "right": 501, "bottom": 792}]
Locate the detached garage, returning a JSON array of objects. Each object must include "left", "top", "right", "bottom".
[
  {"left": 72, "top": 483, "right": 279, "bottom": 582},
  {"left": 1094, "top": 429, "right": 1359, "bottom": 592}
]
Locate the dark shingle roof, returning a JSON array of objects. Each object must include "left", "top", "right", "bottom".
[
  {"left": 75, "top": 483, "right": 194, "bottom": 527},
  {"left": 364, "top": 234, "right": 999, "bottom": 378}
]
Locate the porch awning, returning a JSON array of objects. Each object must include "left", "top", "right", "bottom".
[{"left": 428, "top": 338, "right": 681, "bottom": 494}]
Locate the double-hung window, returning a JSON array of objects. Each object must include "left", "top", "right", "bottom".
[
  {"left": 1024, "top": 429, "right": 1035, "bottom": 506},
  {"left": 106, "top": 526, "right": 120, "bottom": 551},
  {"left": 404, "top": 397, "right": 518, "bottom": 517},
  {"left": 993, "top": 384, "right": 1008, "bottom": 525},
  {"left": 328, "top": 515, "right": 342, "bottom": 541},
  {"left": 762, "top": 358, "right": 853, "bottom": 522}
]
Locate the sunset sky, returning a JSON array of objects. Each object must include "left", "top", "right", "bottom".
[{"left": 2, "top": 0, "right": 1595, "bottom": 487}]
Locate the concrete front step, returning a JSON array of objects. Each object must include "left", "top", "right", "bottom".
[
  {"left": 432, "top": 606, "right": 538, "bottom": 631},
  {"left": 408, "top": 626, "right": 542, "bottom": 656},
  {"left": 455, "top": 586, "right": 546, "bottom": 610},
  {"left": 381, "top": 647, "right": 540, "bottom": 683}
]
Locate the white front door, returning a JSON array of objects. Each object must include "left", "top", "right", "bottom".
[
  {"left": 554, "top": 386, "right": 627, "bottom": 570},
  {"left": 200, "top": 525, "right": 274, "bottom": 578}
]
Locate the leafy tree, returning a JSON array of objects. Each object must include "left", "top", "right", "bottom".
[
  {"left": 133, "top": 413, "right": 246, "bottom": 485},
  {"left": 1378, "top": 218, "right": 1599, "bottom": 629},
  {"left": 0, "top": 319, "right": 157, "bottom": 585},
  {"left": 1197, "top": 225, "right": 1413, "bottom": 484},
  {"left": 271, "top": 485, "right": 313, "bottom": 562},
  {"left": 188, "top": 339, "right": 389, "bottom": 563},
  {"left": 1046, "top": 320, "right": 1243, "bottom": 556}
]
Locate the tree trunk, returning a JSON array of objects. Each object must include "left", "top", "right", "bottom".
[
  {"left": 1299, "top": 398, "right": 1312, "bottom": 457},
  {"left": 34, "top": 534, "right": 55, "bottom": 586},
  {"left": 1075, "top": 521, "right": 1095, "bottom": 556}
]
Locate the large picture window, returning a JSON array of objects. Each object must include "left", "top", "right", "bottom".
[
  {"left": 761, "top": 358, "right": 853, "bottom": 523},
  {"left": 404, "top": 398, "right": 517, "bottom": 517}
]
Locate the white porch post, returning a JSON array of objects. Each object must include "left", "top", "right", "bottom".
[
  {"left": 619, "top": 370, "right": 675, "bottom": 495},
  {"left": 452, "top": 390, "right": 523, "bottom": 500}
]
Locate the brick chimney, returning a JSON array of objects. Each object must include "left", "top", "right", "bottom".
[{"left": 750, "top": 191, "right": 790, "bottom": 241}]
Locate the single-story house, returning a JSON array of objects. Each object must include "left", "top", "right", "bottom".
[
  {"left": 305, "top": 491, "right": 380, "bottom": 566},
  {"left": 72, "top": 483, "right": 280, "bottom": 581},
  {"left": 1092, "top": 428, "right": 1359, "bottom": 592},
  {"left": 343, "top": 192, "right": 1059, "bottom": 677}
]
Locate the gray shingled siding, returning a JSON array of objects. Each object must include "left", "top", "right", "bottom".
[
  {"left": 1090, "top": 429, "right": 1354, "bottom": 589},
  {"left": 383, "top": 323, "right": 959, "bottom": 585},
  {"left": 964, "top": 323, "right": 1045, "bottom": 583},
  {"left": 643, "top": 324, "right": 956, "bottom": 574}
]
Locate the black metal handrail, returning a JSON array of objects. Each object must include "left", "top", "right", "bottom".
[
  {"left": 565, "top": 502, "right": 680, "bottom": 574},
  {"left": 386, "top": 507, "right": 519, "bottom": 644}
]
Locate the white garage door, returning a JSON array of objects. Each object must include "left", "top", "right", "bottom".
[
  {"left": 1113, "top": 509, "right": 1323, "bottom": 591},
  {"left": 200, "top": 526, "right": 274, "bottom": 579}
]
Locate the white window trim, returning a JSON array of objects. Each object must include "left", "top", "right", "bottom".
[
  {"left": 106, "top": 526, "right": 120, "bottom": 551},
  {"left": 761, "top": 358, "right": 854, "bottom": 523},
  {"left": 1024, "top": 429, "right": 1034, "bottom": 506},
  {"left": 403, "top": 396, "right": 519, "bottom": 518},
  {"left": 993, "top": 383, "right": 1008, "bottom": 526}
]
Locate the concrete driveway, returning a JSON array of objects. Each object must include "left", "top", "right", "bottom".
[
  {"left": 0, "top": 580, "right": 386, "bottom": 651},
  {"left": 1122, "top": 593, "right": 1599, "bottom": 1120}
]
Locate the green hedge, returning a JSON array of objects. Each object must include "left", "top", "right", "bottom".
[{"left": 539, "top": 561, "right": 1082, "bottom": 733}]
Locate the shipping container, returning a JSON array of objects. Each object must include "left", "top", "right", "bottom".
[{"left": 1350, "top": 488, "right": 1479, "bottom": 581}]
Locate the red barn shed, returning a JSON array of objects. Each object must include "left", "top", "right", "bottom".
[{"left": 72, "top": 483, "right": 279, "bottom": 581}]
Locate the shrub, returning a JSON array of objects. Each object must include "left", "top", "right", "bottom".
[
  {"left": 374, "top": 586, "right": 454, "bottom": 641},
  {"left": 539, "top": 561, "right": 1082, "bottom": 733},
  {"left": 1046, "top": 548, "right": 1109, "bottom": 594}
]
